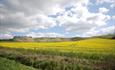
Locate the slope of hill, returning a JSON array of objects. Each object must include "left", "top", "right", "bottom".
[
  {"left": 13, "top": 36, "right": 34, "bottom": 42},
  {"left": 0, "top": 57, "right": 37, "bottom": 70},
  {"left": 91, "top": 34, "right": 115, "bottom": 39},
  {"left": 77, "top": 38, "right": 115, "bottom": 48},
  {"left": 0, "top": 36, "right": 72, "bottom": 42},
  {"left": 34, "top": 37, "right": 71, "bottom": 42},
  {"left": 0, "top": 34, "right": 114, "bottom": 42},
  {"left": 71, "top": 37, "right": 86, "bottom": 41}
]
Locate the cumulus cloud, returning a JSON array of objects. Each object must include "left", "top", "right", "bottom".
[
  {"left": 0, "top": 12, "right": 31, "bottom": 32},
  {"left": 26, "top": 32, "right": 64, "bottom": 38},
  {"left": 0, "top": 0, "right": 89, "bottom": 33},
  {"left": 0, "top": 0, "right": 114, "bottom": 38},
  {"left": 112, "top": 15, "right": 115, "bottom": 20},
  {"left": 110, "top": 4, "right": 115, "bottom": 8},
  {"left": 0, "top": 0, "right": 89, "bottom": 15},
  {"left": 82, "top": 26, "right": 115, "bottom": 37},
  {"left": 0, "top": 12, "right": 56, "bottom": 33},
  {"left": 99, "top": 7, "right": 109, "bottom": 14},
  {"left": 56, "top": 3, "right": 111, "bottom": 34},
  {"left": 0, "top": 0, "right": 64, "bottom": 33},
  {"left": 96, "top": 0, "right": 115, "bottom": 4},
  {"left": 96, "top": 0, "right": 115, "bottom": 9}
]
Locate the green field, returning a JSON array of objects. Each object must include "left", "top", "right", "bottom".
[
  {"left": 0, "top": 38, "right": 115, "bottom": 70},
  {"left": 0, "top": 57, "right": 37, "bottom": 70}
]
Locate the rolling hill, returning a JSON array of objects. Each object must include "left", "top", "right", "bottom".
[{"left": 0, "top": 34, "right": 114, "bottom": 42}]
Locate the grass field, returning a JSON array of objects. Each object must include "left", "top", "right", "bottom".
[
  {"left": 0, "top": 38, "right": 115, "bottom": 70},
  {"left": 0, "top": 57, "right": 37, "bottom": 70}
]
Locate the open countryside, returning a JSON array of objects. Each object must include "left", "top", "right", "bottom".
[
  {"left": 0, "top": 0, "right": 115, "bottom": 70},
  {"left": 0, "top": 38, "right": 115, "bottom": 70}
]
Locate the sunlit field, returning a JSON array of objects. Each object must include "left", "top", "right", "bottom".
[
  {"left": 0, "top": 38, "right": 115, "bottom": 70},
  {"left": 0, "top": 38, "right": 115, "bottom": 54}
]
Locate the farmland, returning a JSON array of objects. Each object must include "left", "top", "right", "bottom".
[{"left": 0, "top": 38, "right": 115, "bottom": 70}]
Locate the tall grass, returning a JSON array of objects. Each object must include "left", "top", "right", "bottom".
[{"left": 0, "top": 57, "right": 37, "bottom": 70}]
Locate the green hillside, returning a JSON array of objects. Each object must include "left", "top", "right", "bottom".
[{"left": 91, "top": 34, "right": 115, "bottom": 39}]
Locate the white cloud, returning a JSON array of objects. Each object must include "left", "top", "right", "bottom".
[
  {"left": 112, "top": 15, "right": 115, "bottom": 20},
  {"left": 82, "top": 26, "right": 115, "bottom": 37},
  {"left": 96, "top": 0, "right": 115, "bottom": 4},
  {"left": 0, "top": 12, "right": 31, "bottom": 33},
  {"left": 0, "top": 0, "right": 89, "bottom": 33},
  {"left": 96, "top": 0, "right": 115, "bottom": 9},
  {"left": 0, "top": 34, "right": 13, "bottom": 39},
  {"left": 0, "top": 0, "right": 113, "bottom": 37},
  {"left": 0, "top": 12, "right": 56, "bottom": 33},
  {"left": 26, "top": 32, "right": 64, "bottom": 38},
  {"left": 29, "top": 14, "right": 56, "bottom": 29},
  {"left": 99, "top": 7, "right": 109, "bottom": 14},
  {"left": 56, "top": 3, "right": 111, "bottom": 35},
  {"left": 110, "top": 4, "right": 115, "bottom": 8}
]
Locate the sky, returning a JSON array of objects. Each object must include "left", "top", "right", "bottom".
[{"left": 0, "top": 0, "right": 115, "bottom": 39}]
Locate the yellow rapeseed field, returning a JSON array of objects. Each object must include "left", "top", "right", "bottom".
[
  {"left": 0, "top": 38, "right": 115, "bottom": 54},
  {"left": 0, "top": 38, "right": 115, "bottom": 70}
]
